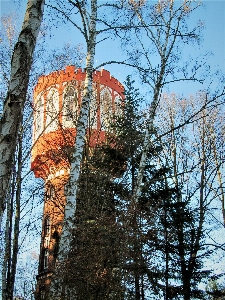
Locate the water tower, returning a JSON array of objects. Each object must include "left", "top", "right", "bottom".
[{"left": 31, "top": 66, "right": 124, "bottom": 299}]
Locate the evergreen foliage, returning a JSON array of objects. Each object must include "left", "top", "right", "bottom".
[{"left": 55, "top": 76, "right": 216, "bottom": 300}]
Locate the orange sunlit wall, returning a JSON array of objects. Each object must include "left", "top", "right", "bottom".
[{"left": 31, "top": 65, "right": 124, "bottom": 180}]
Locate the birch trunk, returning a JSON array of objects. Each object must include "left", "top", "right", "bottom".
[
  {"left": 1, "top": 169, "right": 15, "bottom": 300},
  {"left": 132, "top": 1, "right": 174, "bottom": 204},
  {"left": 9, "top": 132, "right": 23, "bottom": 300},
  {"left": 49, "top": 1, "right": 97, "bottom": 298},
  {"left": 130, "top": 0, "right": 199, "bottom": 204},
  {"left": 133, "top": 84, "right": 162, "bottom": 203},
  {"left": 59, "top": 0, "right": 96, "bottom": 264},
  {"left": 1, "top": 130, "right": 23, "bottom": 300},
  {"left": 211, "top": 126, "right": 225, "bottom": 227},
  {"left": 0, "top": 0, "right": 45, "bottom": 225}
]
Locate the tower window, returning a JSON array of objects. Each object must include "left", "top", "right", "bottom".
[
  {"left": 34, "top": 95, "right": 44, "bottom": 140},
  {"left": 100, "top": 89, "right": 112, "bottom": 130},
  {"left": 43, "top": 249, "right": 49, "bottom": 269},
  {"left": 114, "top": 96, "right": 122, "bottom": 116},
  {"left": 36, "top": 98, "right": 42, "bottom": 131},
  {"left": 50, "top": 186, "right": 55, "bottom": 198},
  {"left": 89, "top": 91, "right": 97, "bottom": 129},
  {"left": 44, "top": 217, "right": 51, "bottom": 236},
  {"left": 63, "top": 86, "right": 78, "bottom": 123},
  {"left": 45, "top": 185, "right": 55, "bottom": 200},
  {"left": 44, "top": 237, "right": 50, "bottom": 248},
  {"left": 45, "top": 88, "right": 59, "bottom": 133}
]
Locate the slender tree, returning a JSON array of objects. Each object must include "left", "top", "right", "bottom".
[
  {"left": 0, "top": 10, "right": 85, "bottom": 299},
  {"left": 154, "top": 92, "right": 225, "bottom": 299},
  {"left": 0, "top": 0, "right": 45, "bottom": 225},
  {"left": 120, "top": 0, "right": 205, "bottom": 205},
  {"left": 46, "top": 1, "right": 131, "bottom": 297},
  {"left": 59, "top": 0, "right": 97, "bottom": 253}
]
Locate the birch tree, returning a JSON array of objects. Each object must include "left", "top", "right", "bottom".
[
  {"left": 207, "top": 109, "right": 225, "bottom": 227},
  {"left": 0, "top": 10, "right": 45, "bottom": 300},
  {"left": 59, "top": 0, "right": 97, "bottom": 256},
  {"left": 45, "top": 1, "right": 133, "bottom": 297},
  {"left": 1, "top": 125, "right": 23, "bottom": 300},
  {"left": 0, "top": 0, "right": 45, "bottom": 225},
  {"left": 121, "top": 0, "right": 205, "bottom": 205},
  {"left": 46, "top": 1, "right": 97, "bottom": 298},
  {"left": 154, "top": 93, "right": 225, "bottom": 299}
]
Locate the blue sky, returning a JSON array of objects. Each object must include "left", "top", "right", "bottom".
[
  {"left": 201, "top": 1, "right": 225, "bottom": 72},
  {"left": 1, "top": 0, "right": 224, "bottom": 97}
]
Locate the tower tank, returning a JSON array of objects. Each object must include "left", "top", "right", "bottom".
[
  {"left": 31, "top": 65, "right": 124, "bottom": 180},
  {"left": 31, "top": 66, "right": 124, "bottom": 299}
]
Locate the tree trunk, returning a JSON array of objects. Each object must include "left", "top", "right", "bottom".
[
  {"left": 211, "top": 130, "right": 225, "bottom": 227},
  {"left": 58, "top": 0, "right": 97, "bottom": 264},
  {"left": 133, "top": 84, "right": 162, "bottom": 203},
  {"left": 2, "top": 117, "right": 23, "bottom": 300},
  {"left": 9, "top": 131, "right": 23, "bottom": 300},
  {"left": 1, "top": 169, "right": 15, "bottom": 300},
  {"left": 49, "top": 1, "right": 97, "bottom": 298},
  {"left": 0, "top": 0, "right": 45, "bottom": 225}
]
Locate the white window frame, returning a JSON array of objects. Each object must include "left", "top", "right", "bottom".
[
  {"left": 44, "top": 217, "right": 51, "bottom": 236},
  {"left": 62, "top": 85, "right": 78, "bottom": 128},
  {"left": 89, "top": 90, "right": 97, "bottom": 129},
  {"left": 100, "top": 88, "right": 112, "bottom": 131},
  {"left": 45, "top": 88, "right": 59, "bottom": 133},
  {"left": 34, "top": 94, "right": 44, "bottom": 140},
  {"left": 114, "top": 95, "right": 123, "bottom": 116},
  {"left": 43, "top": 249, "right": 49, "bottom": 269}
]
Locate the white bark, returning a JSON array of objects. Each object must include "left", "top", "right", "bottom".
[
  {"left": 2, "top": 130, "right": 23, "bottom": 300},
  {"left": 132, "top": 0, "right": 200, "bottom": 204},
  {"left": 59, "top": 0, "right": 97, "bottom": 261},
  {"left": 49, "top": 1, "right": 97, "bottom": 298},
  {"left": 0, "top": 0, "right": 45, "bottom": 225},
  {"left": 133, "top": 89, "right": 160, "bottom": 202}
]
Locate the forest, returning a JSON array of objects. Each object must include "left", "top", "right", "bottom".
[{"left": 0, "top": 0, "right": 225, "bottom": 299}]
